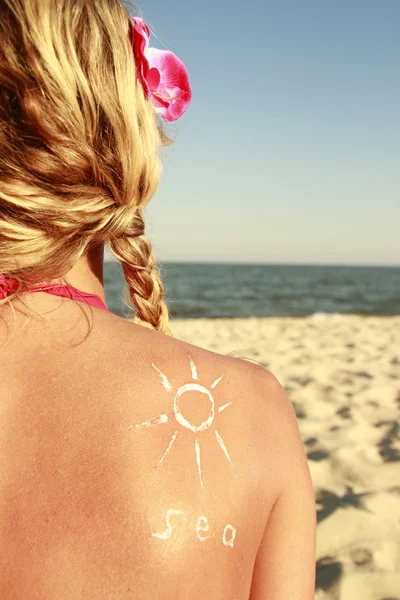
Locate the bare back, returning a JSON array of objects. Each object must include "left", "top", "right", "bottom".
[{"left": 0, "top": 298, "right": 315, "bottom": 599}]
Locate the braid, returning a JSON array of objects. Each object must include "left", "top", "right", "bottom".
[{"left": 108, "top": 210, "right": 171, "bottom": 335}]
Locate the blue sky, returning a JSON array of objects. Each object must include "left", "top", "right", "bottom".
[{"left": 123, "top": 1, "right": 399, "bottom": 266}]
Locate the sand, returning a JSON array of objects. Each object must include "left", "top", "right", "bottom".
[{"left": 172, "top": 314, "right": 400, "bottom": 600}]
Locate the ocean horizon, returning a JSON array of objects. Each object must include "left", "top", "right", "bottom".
[{"left": 104, "top": 262, "right": 399, "bottom": 319}]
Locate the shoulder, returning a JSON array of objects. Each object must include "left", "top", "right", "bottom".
[
  {"left": 102, "top": 312, "right": 300, "bottom": 435},
  {"left": 104, "top": 315, "right": 304, "bottom": 470},
  {"left": 105, "top": 313, "right": 281, "bottom": 398},
  {"left": 86, "top": 312, "right": 307, "bottom": 497}
]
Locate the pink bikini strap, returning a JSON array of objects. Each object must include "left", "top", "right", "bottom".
[{"left": 0, "top": 274, "right": 108, "bottom": 312}]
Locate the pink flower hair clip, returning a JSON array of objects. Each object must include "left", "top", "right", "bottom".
[{"left": 129, "top": 17, "right": 192, "bottom": 122}]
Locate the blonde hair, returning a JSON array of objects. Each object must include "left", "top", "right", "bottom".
[{"left": 0, "top": 0, "right": 171, "bottom": 333}]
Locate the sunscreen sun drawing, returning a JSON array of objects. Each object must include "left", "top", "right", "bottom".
[{"left": 131, "top": 357, "right": 233, "bottom": 488}]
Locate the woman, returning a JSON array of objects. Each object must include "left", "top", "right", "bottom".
[{"left": 0, "top": 1, "right": 316, "bottom": 598}]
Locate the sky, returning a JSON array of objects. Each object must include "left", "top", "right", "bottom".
[{"left": 121, "top": 0, "right": 399, "bottom": 266}]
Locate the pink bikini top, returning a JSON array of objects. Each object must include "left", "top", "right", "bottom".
[{"left": 0, "top": 274, "right": 108, "bottom": 312}]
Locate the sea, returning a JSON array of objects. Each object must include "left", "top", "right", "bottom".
[{"left": 103, "top": 262, "right": 399, "bottom": 319}]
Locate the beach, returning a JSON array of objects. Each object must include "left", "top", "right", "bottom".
[{"left": 172, "top": 314, "right": 400, "bottom": 599}]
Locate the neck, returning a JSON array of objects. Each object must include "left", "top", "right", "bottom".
[{"left": 61, "top": 243, "right": 106, "bottom": 303}]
